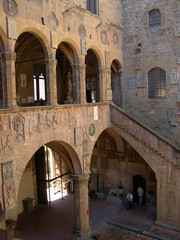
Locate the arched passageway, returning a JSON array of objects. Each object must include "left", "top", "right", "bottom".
[
  {"left": 111, "top": 60, "right": 122, "bottom": 107},
  {"left": 85, "top": 49, "right": 100, "bottom": 103},
  {"left": 17, "top": 142, "right": 74, "bottom": 213},
  {"left": 89, "top": 129, "right": 157, "bottom": 217},
  {"left": 15, "top": 32, "right": 47, "bottom": 107}
]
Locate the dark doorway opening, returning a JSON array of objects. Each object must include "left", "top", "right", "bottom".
[{"left": 133, "top": 175, "right": 146, "bottom": 205}]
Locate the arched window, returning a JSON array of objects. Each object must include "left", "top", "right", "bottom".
[
  {"left": 149, "top": 9, "right": 161, "bottom": 28},
  {"left": 34, "top": 73, "right": 46, "bottom": 102},
  {"left": 148, "top": 68, "right": 166, "bottom": 99},
  {"left": 86, "top": 0, "right": 99, "bottom": 15}
]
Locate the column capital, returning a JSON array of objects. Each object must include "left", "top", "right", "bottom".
[
  {"left": 45, "top": 58, "right": 57, "bottom": 67},
  {"left": 72, "top": 174, "right": 90, "bottom": 185},
  {"left": 72, "top": 63, "right": 86, "bottom": 72},
  {"left": 2, "top": 52, "right": 16, "bottom": 61},
  {"left": 98, "top": 66, "right": 106, "bottom": 72}
]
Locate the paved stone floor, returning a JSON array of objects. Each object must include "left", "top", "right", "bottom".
[{"left": 0, "top": 194, "right": 179, "bottom": 240}]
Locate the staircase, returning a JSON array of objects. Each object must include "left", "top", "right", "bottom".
[{"left": 110, "top": 104, "right": 180, "bottom": 169}]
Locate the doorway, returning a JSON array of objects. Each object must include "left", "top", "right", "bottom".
[{"left": 133, "top": 175, "right": 146, "bottom": 205}]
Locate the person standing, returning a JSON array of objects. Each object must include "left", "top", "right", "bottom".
[
  {"left": 126, "top": 192, "right": 133, "bottom": 210},
  {"left": 137, "top": 186, "right": 144, "bottom": 204}
]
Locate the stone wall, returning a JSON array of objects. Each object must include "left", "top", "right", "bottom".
[{"left": 122, "top": 0, "right": 180, "bottom": 149}]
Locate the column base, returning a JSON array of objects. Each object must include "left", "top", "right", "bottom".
[{"left": 74, "top": 227, "right": 91, "bottom": 238}]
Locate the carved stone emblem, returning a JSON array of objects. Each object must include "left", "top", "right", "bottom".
[
  {"left": 83, "top": 125, "right": 88, "bottom": 140},
  {"left": 7, "top": 16, "right": 17, "bottom": 39},
  {"left": 80, "top": 39, "right": 87, "bottom": 55},
  {"left": 0, "top": 115, "right": 11, "bottom": 131},
  {"left": 68, "top": 110, "right": 76, "bottom": 127},
  {"left": 134, "top": 59, "right": 142, "bottom": 70},
  {"left": 59, "top": 111, "right": 66, "bottom": 127},
  {"left": 2, "top": 161, "right": 16, "bottom": 209},
  {"left": 47, "top": 12, "right": 59, "bottom": 32},
  {"left": 174, "top": 25, "right": 180, "bottom": 37},
  {"left": 28, "top": 119, "right": 36, "bottom": 137},
  {"left": 125, "top": 78, "right": 137, "bottom": 91},
  {"left": 113, "top": 33, "right": 118, "bottom": 45},
  {"left": 12, "top": 114, "right": 25, "bottom": 142},
  {"left": 170, "top": 72, "right": 178, "bottom": 84},
  {"left": 0, "top": 133, "right": 13, "bottom": 155},
  {"left": 52, "top": 111, "right": 59, "bottom": 129},
  {"left": 78, "top": 25, "right": 86, "bottom": 38},
  {"left": 101, "top": 31, "right": 108, "bottom": 45},
  {"left": 3, "top": 182, "right": 16, "bottom": 208},
  {"left": 84, "top": 156, "right": 90, "bottom": 172},
  {"left": 37, "top": 112, "right": 44, "bottom": 133},
  {"left": 45, "top": 111, "right": 52, "bottom": 129},
  {"left": 74, "top": 127, "right": 82, "bottom": 146},
  {"left": 3, "top": 0, "right": 18, "bottom": 17},
  {"left": 82, "top": 140, "right": 89, "bottom": 156},
  {"left": 168, "top": 108, "right": 178, "bottom": 126},
  {"left": 98, "top": 106, "right": 104, "bottom": 120}
]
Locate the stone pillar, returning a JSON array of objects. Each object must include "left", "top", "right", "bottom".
[
  {"left": 156, "top": 162, "right": 180, "bottom": 229},
  {"left": 45, "top": 58, "right": 58, "bottom": 106},
  {"left": 2, "top": 52, "right": 17, "bottom": 108},
  {"left": 72, "top": 174, "right": 90, "bottom": 238},
  {"left": 98, "top": 67, "right": 106, "bottom": 102},
  {"left": 72, "top": 64, "right": 86, "bottom": 104},
  {"left": 72, "top": 64, "right": 79, "bottom": 104},
  {"left": 6, "top": 219, "right": 16, "bottom": 240},
  {"left": 105, "top": 67, "right": 112, "bottom": 102}
]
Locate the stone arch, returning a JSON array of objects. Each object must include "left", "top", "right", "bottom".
[
  {"left": 0, "top": 25, "right": 7, "bottom": 51},
  {"left": 92, "top": 125, "right": 158, "bottom": 174},
  {"left": 15, "top": 31, "right": 49, "bottom": 107},
  {"left": 58, "top": 39, "right": 80, "bottom": 64},
  {"left": 15, "top": 137, "right": 82, "bottom": 196},
  {"left": 85, "top": 48, "right": 102, "bottom": 103},
  {"left": 16, "top": 28, "right": 51, "bottom": 58},
  {"left": 86, "top": 46, "right": 103, "bottom": 67},
  {"left": 111, "top": 59, "right": 123, "bottom": 107},
  {"left": 56, "top": 41, "right": 79, "bottom": 104}
]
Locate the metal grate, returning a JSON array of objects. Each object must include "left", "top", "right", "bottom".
[
  {"left": 148, "top": 68, "right": 166, "bottom": 99},
  {"left": 86, "top": 0, "right": 98, "bottom": 15},
  {"left": 149, "top": 9, "right": 161, "bottom": 28}
]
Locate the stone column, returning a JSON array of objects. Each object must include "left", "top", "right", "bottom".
[
  {"left": 72, "top": 64, "right": 86, "bottom": 104},
  {"left": 98, "top": 67, "right": 106, "bottom": 102},
  {"left": 72, "top": 174, "right": 90, "bottom": 238},
  {"left": 72, "top": 64, "right": 79, "bottom": 104},
  {"left": 105, "top": 67, "right": 112, "bottom": 102},
  {"left": 45, "top": 58, "right": 58, "bottom": 106},
  {"left": 6, "top": 219, "right": 16, "bottom": 240},
  {"left": 2, "top": 52, "right": 17, "bottom": 108}
]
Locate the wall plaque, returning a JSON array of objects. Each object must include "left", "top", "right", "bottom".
[
  {"left": 136, "top": 72, "right": 146, "bottom": 88},
  {"left": 74, "top": 127, "right": 82, "bottom": 145},
  {"left": 125, "top": 78, "right": 136, "bottom": 91},
  {"left": 7, "top": 16, "right": 17, "bottom": 39},
  {"left": 89, "top": 123, "right": 95, "bottom": 136},
  {"left": 80, "top": 39, "right": 87, "bottom": 55},
  {"left": 170, "top": 72, "right": 178, "bottom": 84}
]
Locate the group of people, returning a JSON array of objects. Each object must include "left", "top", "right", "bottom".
[{"left": 126, "top": 186, "right": 144, "bottom": 210}]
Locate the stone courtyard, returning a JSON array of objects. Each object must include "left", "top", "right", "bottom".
[{"left": 0, "top": 0, "right": 180, "bottom": 239}]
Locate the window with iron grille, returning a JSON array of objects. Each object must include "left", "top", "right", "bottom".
[
  {"left": 148, "top": 68, "right": 166, "bottom": 99},
  {"left": 149, "top": 9, "right": 161, "bottom": 28},
  {"left": 86, "top": 0, "right": 99, "bottom": 15}
]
